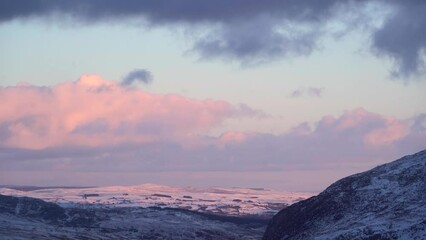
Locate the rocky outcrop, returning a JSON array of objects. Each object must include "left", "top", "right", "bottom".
[
  {"left": 0, "top": 194, "right": 66, "bottom": 222},
  {"left": 263, "top": 150, "right": 426, "bottom": 240}
]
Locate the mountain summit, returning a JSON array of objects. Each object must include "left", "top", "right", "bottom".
[{"left": 263, "top": 150, "right": 426, "bottom": 240}]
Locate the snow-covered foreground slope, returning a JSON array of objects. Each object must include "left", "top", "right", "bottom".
[
  {"left": 263, "top": 149, "right": 426, "bottom": 240},
  {"left": 0, "top": 184, "right": 312, "bottom": 217}
]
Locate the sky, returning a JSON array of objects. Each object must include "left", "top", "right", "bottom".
[{"left": 0, "top": 0, "right": 425, "bottom": 192}]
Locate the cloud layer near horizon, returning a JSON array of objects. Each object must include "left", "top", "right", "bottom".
[
  {"left": 1, "top": 0, "right": 425, "bottom": 78},
  {"left": 1, "top": 77, "right": 425, "bottom": 173}
]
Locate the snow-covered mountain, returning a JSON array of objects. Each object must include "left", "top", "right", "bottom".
[{"left": 263, "top": 149, "right": 426, "bottom": 240}]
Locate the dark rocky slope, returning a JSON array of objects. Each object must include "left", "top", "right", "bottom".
[
  {"left": 263, "top": 150, "right": 426, "bottom": 240},
  {"left": 0, "top": 194, "right": 266, "bottom": 239}
]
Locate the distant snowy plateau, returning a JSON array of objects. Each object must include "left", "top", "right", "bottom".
[{"left": 0, "top": 184, "right": 311, "bottom": 239}]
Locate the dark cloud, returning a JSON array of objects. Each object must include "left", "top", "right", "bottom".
[
  {"left": 191, "top": 16, "right": 322, "bottom": 64},
  {"left": 0, "top": 0, "right": 343, "bottom": 66},
  {"left": 372, "top": 1, "right": 426, "bottom": 78},
  {"left": 1, "top": 0, "right": 426, "bottom": 79},
  {"left": 121, "top": 69, "right": 153, "bottom": 86},
  {"left": 290, "top": 87, "right": 323, "bottom": 98},
  {"left": 0, "top": 0, "right": 337, "bottom": 24}
]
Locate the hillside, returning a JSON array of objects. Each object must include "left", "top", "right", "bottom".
[{"left": 263, "top": 150, "right": 426, "bottom": 239}]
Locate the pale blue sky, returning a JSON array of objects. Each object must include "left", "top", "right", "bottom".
[{"left": 1, "top": 20, "right": 425, "bottom": 135}]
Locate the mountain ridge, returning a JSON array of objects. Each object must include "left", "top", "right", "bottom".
[{"left": 263, "top": 149, "right": 426, "bottom": 240}]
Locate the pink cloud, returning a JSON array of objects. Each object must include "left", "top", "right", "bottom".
[
  {"left": 365, "top": 119, "right": 409, "bottom": 146},
  {"left": 334, "top": 108, "right": 374, "bottom": 130},
  {"left": 1, "top": 76, "right": 424, "bottom": 190},
  {"left": 216, "top": 131, "right": 253, "bottom": 148},
  {"left": 0, "top": 75, "right": 238, "bottom": 149},
  {"left": 314, "top": 108, "right": 410, "bottom": 147}
]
